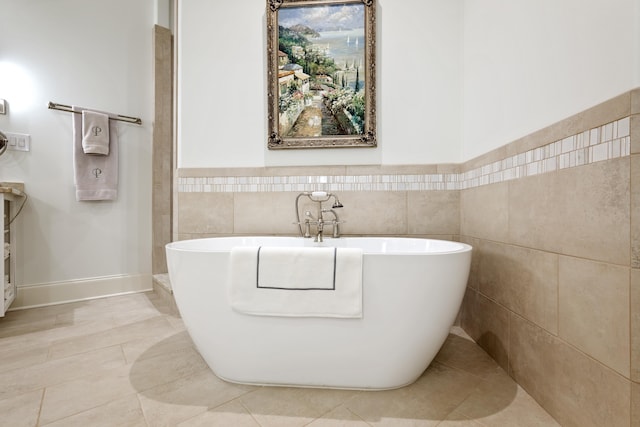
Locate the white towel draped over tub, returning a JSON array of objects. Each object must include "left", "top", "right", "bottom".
[{"left": 228, "top": 246, "right": 363, "bottom": 318}]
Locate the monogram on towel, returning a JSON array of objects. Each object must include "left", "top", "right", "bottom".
[{"left": 81, "top": 110, "right": 110, "bottom": 155}]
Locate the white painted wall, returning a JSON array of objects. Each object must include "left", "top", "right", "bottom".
[
  {"left": 0, "top": 1, "right": 154, "bottom": 298},
  {"left": 177, "top": 0, "right": 464, "bottom": 167},
  {"left": 462, "top": 0, "right": 640, "bottom": 161},
  {"left": 179, "top": 0, "right": 639, "bottom": 166}
]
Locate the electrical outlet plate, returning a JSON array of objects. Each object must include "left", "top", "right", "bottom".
[{"left": 5, "top": 132, "right": 30, "bottom": 152}]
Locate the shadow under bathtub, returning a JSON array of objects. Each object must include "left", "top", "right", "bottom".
[{"left": 128, "top": 330, "right": 525, "bottom": 425}]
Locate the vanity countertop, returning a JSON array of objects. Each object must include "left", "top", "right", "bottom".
[{"left": 0, "top": 182, "right": 25, "bottom": 199}]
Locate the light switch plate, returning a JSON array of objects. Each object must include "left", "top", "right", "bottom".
[
  {"left": 0, "top": 99, "right": 5, "bottom": 115},
  {"left": 5, "top": 132, "right": 30, "bottom": 152}
]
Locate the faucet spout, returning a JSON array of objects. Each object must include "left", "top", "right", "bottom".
[{"left": 315, "top": 217, "right": 325, "bottom": 242}]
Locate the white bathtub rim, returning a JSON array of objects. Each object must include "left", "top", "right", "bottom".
[{"left": 166, "top": 236, "right": 472, "bottom": 256}]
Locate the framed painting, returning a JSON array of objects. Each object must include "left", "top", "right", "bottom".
[{"left": 267, "top": 0, "right": 377, "bottom": 149}]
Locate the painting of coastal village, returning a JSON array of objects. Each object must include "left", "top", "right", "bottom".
[{"left": 277, "top": 3, "right": 366, "bottom": 138}]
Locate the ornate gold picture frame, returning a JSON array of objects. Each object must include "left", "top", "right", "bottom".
[{"left": 267, "top": 0, "right": 377, "bottom": 149}]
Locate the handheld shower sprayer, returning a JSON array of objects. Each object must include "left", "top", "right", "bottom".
[{"left": 309, "top": 191, "right": 343, "bottom": 208}]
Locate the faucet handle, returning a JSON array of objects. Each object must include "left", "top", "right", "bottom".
[{"left": 292, "top": 219, "right": 313, "bottom": 238}]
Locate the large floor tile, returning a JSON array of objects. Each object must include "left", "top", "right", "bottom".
[
  {"left": 0, "top": 341, "right": 49, "bottom": 373},
  {"left": 121, "top": 329, "right": 194, "bottom": 364},
  {"left": 137, "top": 368, "right": 253, "bottom": 427},
  {"left": 0, "top": 389, "right": 43, "bottom": 427},
  {"left": 128, "top": 345, "right": 209, "bottom": 393},
  {"left": 344, "top": 362, "right": 481, "bottom": 426},
  {"left": 306, "top": 404, "right": 371, "bottom": 426},
  {"left": 452, "top": 370, "right": 559, "bottom": 426},
  {"left": 435, "top": 331, "right": 506, "bottom": 380},
  {"left": 39, "top": 364, "right": 137, "bottom": 425},
  {"left": 177, "top": 399, "right": 260, "bottom": 426},
  {"left": 0, "top": 345, "right": 125, "bottom": 401},
  {"left": 40, "top": 395, "right": 147, "bottom": 427},
  {"left": 48, "top": 315, "right": 176, "bottom": 360},
  {"left": 239, "top": 386, "right": 359, "bottom": 427}
]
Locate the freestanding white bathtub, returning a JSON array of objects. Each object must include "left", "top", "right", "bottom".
[{"left": 166, "top": 236, "right": 472, "bottom": 390}]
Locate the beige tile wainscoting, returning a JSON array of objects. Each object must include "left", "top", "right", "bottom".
[
  {"left": 172, "top": 88, "right": 639, "bottom": 426},
  {"left": 152, "top": 24, "right": 174, "bottom": 276},
  {"left": 459, "top": 89, "right": 638, "bottom": 427}
]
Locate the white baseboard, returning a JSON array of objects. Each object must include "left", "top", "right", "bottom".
[{"left": 10, "top": 274, "right": 153, "bottom": 310}]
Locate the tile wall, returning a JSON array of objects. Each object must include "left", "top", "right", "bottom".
[
  {"left": 172, "top": 88, "right": 639, "bottom": 426},
  {"left": 175, "top": 164, "right": 461, "bottom": 240},
  {"left": 152, "top": 25, "right": 173, "bottom": 275},
  {"left": 459, "top": 88, "right": 639, "bottom": 427}
]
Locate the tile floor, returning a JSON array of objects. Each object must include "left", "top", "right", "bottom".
[{"left": 0, "top": 292, "right": 560, "bottom": 426}]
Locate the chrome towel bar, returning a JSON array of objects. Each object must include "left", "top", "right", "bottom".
[{"left": 48, "top": 101, "right": 142, "bottom": 125}]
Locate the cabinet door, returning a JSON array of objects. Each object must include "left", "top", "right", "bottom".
[
  {"left": 2, "top": 195, "right": 16, "bottom": 317},
  {"left": 2, "top": 195, "right": 8, "bottom": 316}
]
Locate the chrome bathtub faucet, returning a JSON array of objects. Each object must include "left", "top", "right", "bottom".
[{"left": 294, "top": 191, "right": 344, "bottom": 242}]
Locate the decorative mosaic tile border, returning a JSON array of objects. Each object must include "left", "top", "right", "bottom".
[
  {"left": 177, "top": 117, "right": 631, "bottom": 193},
  {"left": 461, "top": 116, "right": 630, "bottom": 189}
]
